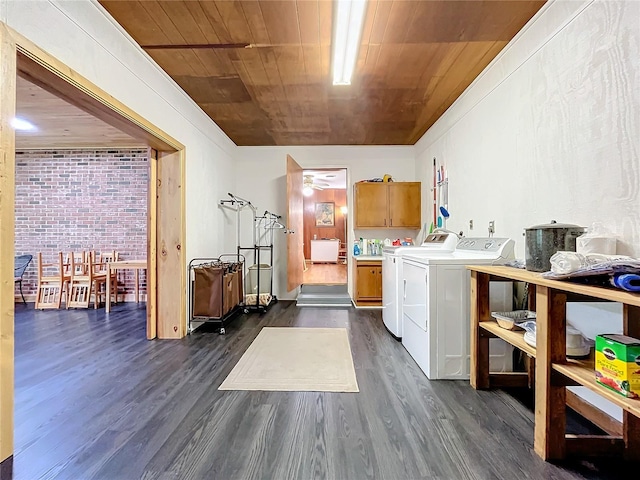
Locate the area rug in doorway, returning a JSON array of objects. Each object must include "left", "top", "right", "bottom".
[{"left": 218, "top": 327, "right": 359, "bottom": 392}]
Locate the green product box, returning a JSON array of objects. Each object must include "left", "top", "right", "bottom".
[{"left": 595, "top": 334, "right": 640, "bottom": 399}]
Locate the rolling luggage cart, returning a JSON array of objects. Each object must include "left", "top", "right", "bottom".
[{"left": 188, "top": 254, "right": 245, "bottom": 334}]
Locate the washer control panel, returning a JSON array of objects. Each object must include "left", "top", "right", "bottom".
[{"left": 456, "top": 237, "right": 509, "bottom": 252}]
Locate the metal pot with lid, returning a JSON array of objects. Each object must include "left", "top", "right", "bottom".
[{"left": 524, "top": 220, "right": 585, "bottom": 272}]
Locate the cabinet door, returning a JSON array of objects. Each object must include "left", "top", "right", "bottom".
[
  {"left": 375, "top": 266, "right": 383, "bottom": 299},
  {"left": 388, "top": 182, "right": 421, "bottom": 228},
  {"left": 354, "top": 182, "right": 388, "bottom": 227},
  {"left": 356, "top": 264, "right": 382, "bottom": 299}
]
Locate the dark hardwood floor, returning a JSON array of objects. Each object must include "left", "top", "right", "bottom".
[{"left": 12, "top": 301, "right": 632, "bottom": 480}]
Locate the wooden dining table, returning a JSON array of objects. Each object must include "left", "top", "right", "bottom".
[{"left": 105, "top": 259, "right": 147, "bottom": 313}]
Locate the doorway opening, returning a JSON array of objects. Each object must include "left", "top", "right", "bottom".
[
  {"left": 301, "top": 168, "right": 348, "bottom": 286},
  {"left": 12, "top": 47, "right": 185, "bottom": 340},
  {"left": 284, "top": 157, "right": 351, "bottom": 305},
  {"left": 296, "top": 168, "right": 351, "bottom": 307},
  {"left": 14, "top": 74, "right": 150, "bottom": 319}
]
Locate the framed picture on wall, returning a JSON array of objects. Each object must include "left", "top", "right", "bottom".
[{"left": 315, "top": 202, "right": 335, "bottom": 227}]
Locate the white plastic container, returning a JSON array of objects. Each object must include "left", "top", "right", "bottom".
[
  {"left": 576, "top": 236, "right": 616, "bottom": 255},
  {"left": 246, "top": 264, "right": 272, "bottom": 294},
  {"left": 576, "top": 222, "right": 616, "bottom": 255}
]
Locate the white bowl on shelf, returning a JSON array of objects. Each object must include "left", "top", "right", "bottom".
[
  {"left": 522, "top": 326, "right": 592, "bottom": 358},
  {"left": 491, "top": 310, "right": 536, "bottom": 330}
]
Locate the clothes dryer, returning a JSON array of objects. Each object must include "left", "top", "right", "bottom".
[
  {"left": 382, "top": 233, "right": 457, "bottom": 339},
  {"left": 401, "top": 237, "right": 515, "bottom": 379}
]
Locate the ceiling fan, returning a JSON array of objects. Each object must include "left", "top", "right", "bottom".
[{"left": 303, "top": 174, "right": 329, "bottom": 191}]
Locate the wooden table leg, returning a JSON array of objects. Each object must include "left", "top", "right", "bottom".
[
  {"left": 623, "top": 305, "right": 640, "bottom": 461},
  {"left": 534, "top": 286, "right": 567, "bottom": 460},
  {"left": 135, "top": 268, "right": 140, "bottom": 303},
  {"left": 470, "top": 271, "right": 491, "bottom": 389},
  {"left": 106, "top": 265, "right": 112, "bottom": 313}
]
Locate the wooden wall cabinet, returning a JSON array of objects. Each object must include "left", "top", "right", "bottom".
[
  {"left": 354, "top": 182, "right": 421, "bottom": 229},
  {"left": 353, "top": 259, "right": 382, "bottom": 306}
]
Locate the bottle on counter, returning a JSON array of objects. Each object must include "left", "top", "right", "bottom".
[{"left": 353, "top": 240, "right": 361, "bottom": 256}]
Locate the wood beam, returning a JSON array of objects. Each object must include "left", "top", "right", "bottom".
[
  {"left": 147, "top": 148, "right": 158, "bottom": 340},
  {"left": 0, "top": 21, "right": 16, "bottom": 474},
  {"left": 565, "top": 434, "right": 624, "bottom": 457},
  {"left": 470, "top": 271, "right": 490, "bottom": 389},
  {"left": 566, "top": 390, "right": 623, "bottom": 437},
  {"left": 489, "top": 373, "right": 529, "bottom": 389},
  {"left": 156, "top": 150, "right": 186, "bottom": 338},
  {"left": 534, "top": 286, "right": 567, "bottom": 460},
  {"left": 623, "top": 305, "right": 640, "bottom": 461}
]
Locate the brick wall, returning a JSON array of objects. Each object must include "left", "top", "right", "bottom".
[{"left": 14, "top": 149, "right": 149, "bottom": 302}]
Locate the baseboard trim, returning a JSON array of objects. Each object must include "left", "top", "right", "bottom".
[
  {"left": 16, "top": 293, "right": 147, "bottom": 304},
  {"left": 296, "top": 303, "right": 353, "bottom": 308},
  {"left": 0, "top": 455, "right": 13, "bottom": 480}
]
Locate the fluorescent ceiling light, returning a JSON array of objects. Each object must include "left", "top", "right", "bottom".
[
  {"left": 332, "top": 0, "right": 367, "bottom": 86},
  {"left": 303, "top": 186, "right": 314, "bottom": 196},
  {"left": 11, "top": 117, "right": 37, "bottom": 131}
]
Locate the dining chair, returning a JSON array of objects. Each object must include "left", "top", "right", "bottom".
[
  {"left": 96, "top": 250, "right": 119, "bottom": 304},
  {"left": 14, "top": 254, "right": 33, "bottom": 304},
  {"left": 66, "top": 251, "right": 107, "bottom": 309},
  {"left": 35, "top": 252, "right": 71, "bottom": 309}
]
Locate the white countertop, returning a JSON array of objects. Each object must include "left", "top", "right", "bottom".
[{"left": 354, "top": 255, "right": 383, "bottom": 261}]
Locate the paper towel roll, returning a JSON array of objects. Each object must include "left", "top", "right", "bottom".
[{"left": 576, "top": 236, "right": 616, "bottom": 255}]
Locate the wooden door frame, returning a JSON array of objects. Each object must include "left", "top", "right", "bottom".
[{"left": 1, "top": 22, "right": 186, "bottom": 472}]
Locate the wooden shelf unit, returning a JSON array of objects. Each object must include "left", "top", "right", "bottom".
[{"left": 470, "top": 265, "right": 640, "bottom": 462}]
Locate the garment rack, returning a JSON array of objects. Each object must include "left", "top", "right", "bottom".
[{"left": 220, "top": 193, "right": 282, "bottom": 313}]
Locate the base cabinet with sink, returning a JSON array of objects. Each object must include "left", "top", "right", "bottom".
[{"left": 353, "top": 258, "right": 382, "bottom": 306}]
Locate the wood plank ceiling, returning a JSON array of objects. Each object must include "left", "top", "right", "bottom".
[
  {"left": 99, "top": 0, "right": 545, "bottom": 146},
  {"left": 15, "top": 75, "right": 145, "bottom": 149}
]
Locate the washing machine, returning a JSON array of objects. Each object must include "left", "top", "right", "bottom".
[
  {"left": 401, "top": 237, "right": 515, "bottom": 380},
  {"left": 382, "top": 233, "right": 458, "bottom": 339}
]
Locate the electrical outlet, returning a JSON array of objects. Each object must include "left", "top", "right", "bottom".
[
  {"left": 469, "top": 219, "right": 473, "bottom": 230},
  {"left": 488, "top": 220, "right": 495, "bottom": 236}
]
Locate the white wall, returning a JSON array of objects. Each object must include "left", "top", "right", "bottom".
[
  {"left": 1, "top": 0, "right": 238, "bottom": 261},
  {"left": 415, "top": 0, "right": 639, "bottom": 259},
  {"left": 234, "top": 146, "right": 416, "bottom": 299},
  {"left": 414, "top": 0, "right": 639, "bottom": 420}
]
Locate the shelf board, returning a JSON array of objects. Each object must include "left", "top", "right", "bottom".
[
  {"left": 480, "top": 321, "right": 640, "bottom": 418},
  {"left": 479, "top": 321, "right": 537, "bottom": 357},
  {"left": 467, "top": 265, "right": 640, "bottom": 307},
  {"left": 553, "top": 361, "right": 640, "bottom": 418}
]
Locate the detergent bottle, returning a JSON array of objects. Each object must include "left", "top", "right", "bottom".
[{"left": 353, "top": 240, "right": 361, "bottom": 256}]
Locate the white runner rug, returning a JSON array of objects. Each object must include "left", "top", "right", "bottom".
[{"left": 219, "top": 327, "right": 359, "bottom": 392}]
